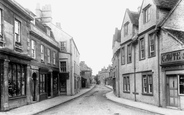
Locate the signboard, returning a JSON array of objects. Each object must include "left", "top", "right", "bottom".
[{"left": 161, "top": 50, "right": 184, "bottom": 64}]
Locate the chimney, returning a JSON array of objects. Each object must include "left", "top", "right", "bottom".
[
  {"left": 137, "top": 6, "right": 141, "bottom": 13},
  {"left": 41, "top": 4, "right": 52, "bottom": 23},
  {"left": 35, "top": 3, "right": 42, "bottom": 20},
  {"left": 56, "top": 22, "right": 62, "bottom": 29}
]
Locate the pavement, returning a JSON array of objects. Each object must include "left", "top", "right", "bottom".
[
  {"left": 105, "top": 85, "right": 184, "bottom": 115},
  {"left": 0, "top": 84, "right": 96, "bottom": 115}
]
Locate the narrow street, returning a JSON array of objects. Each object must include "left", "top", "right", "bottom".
[{"left": 37, "top": 85, "right": 157, "bottom": 115}]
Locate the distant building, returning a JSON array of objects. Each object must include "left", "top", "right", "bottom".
[{"left": 98, "top": 66, "right": 111, "bottom": 85}]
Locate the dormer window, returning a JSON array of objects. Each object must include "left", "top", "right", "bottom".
[
  {"left": 60, "top": 41, "right": 67, "bottom": 52},
  {"left": 143, "top": 5, "right": 151, "bottom": 23},
  {"left": 124, "top": 22, "right": 129, "bottom": 36}
]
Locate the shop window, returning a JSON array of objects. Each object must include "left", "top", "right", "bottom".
[
  {"left": 123, "top": 76, "right": 130, "bottom": 93},
  {"left": 39, "top": 74, "right": 46, "bottom": 93},
  {"left": 53, "top": 75, "right": 58, "bottom": 92},
  {"left": 179, "top": 75, "right": 184, "bottom": 95},
  {"left": 142, "top": 72, "right": 153, "bottom": 95},
  {"left": 8, "top": 63, "right": 26, "bottom": 98},
  {"left": 0, "top": 9, "right": 4, "bottom": 47}
]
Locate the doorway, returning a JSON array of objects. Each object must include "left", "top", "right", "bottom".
[
  {"left": 47, "top": 73, "right": 51, "bottom": 97},
  {"left": 32, "top": 73, "right": 37, "bottom": 101},
  {"left": 166, "top": 75, "right": 178, "bottom": 107}
]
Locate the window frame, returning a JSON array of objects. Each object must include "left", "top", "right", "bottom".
[
  {"left": 124, "top": 22, "right": 129, "bottom": 37},
  {"left": 148, "top": 33, "right": 156, "bottom": 58},
  {"left": 41, "top": 45, "right": 44, "bottom": 62},
  {"left": 127, "top": 43, "right": 132, "bottom": 64},
  {"left": 143, "top": 5, "right": 151, "bottom": 24},
  {"left": 31, "top": 40, "right": 36, "bottom": 59},
  {"left": 14, "top": 19, "right": 21, "bottom": 43},
  {"left": 139, "top": 37, "right": 145, "bottom": 60},
  {"left": 53, "top": 51, "right": 56, "bottom": 65},
  {"left": 47, "top": 48, "right": 51, "bottom": 64},
  {"left": 8, "top": 63, "right": 27, "bottom": 98},
  {"left": 123, "top": 75, "right": 130, "bottom": 93},
  {"left": 142, "top": 72, "right": 153, "bottom": 95},
  {"left": 60, "top": 61, "right": 67, "bottom": 72},
  {"left": 60, "top": 41, "right": 67, "bottom": 52},
  {"left": 0, "top": 9, "right": 2, "bottom": 38},
  {"left": 121, "top": 47, "right": 125, "bottom": 65},
  {"left": 39, "top": 74, "right": 46, "bottom": 94}
]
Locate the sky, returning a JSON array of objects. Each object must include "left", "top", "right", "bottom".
[{"left": 15, "top": 0, "right": 142, "bottom": 75}]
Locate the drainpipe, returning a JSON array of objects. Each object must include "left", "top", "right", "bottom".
[
  {"left": 133, "top": 43, "right": 137, "bottom": 101},
  {"left": 156, "top": 28, "right": 161, "bottom": 107},
  {"left": 117, "top": 50, "right": 120, "bottom": 97}
]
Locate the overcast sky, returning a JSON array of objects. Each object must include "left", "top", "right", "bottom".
[{"left": 15, "top": 0, "right": 142, "bottom": 75}]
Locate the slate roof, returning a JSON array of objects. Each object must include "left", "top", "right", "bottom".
[
  {"left": 154, "top": 0, "right": 179, "bottom": 9},
  {"left": 128, "top": 9, "right": 139, "bottom": 26},
  {"left": 166, "top": 29, "right": 184, "bottom": 44}
]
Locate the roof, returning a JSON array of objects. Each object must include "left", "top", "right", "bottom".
[
  {"left": 128, "top": 9, "right": 139, "bottom": 26},
  {"left": 165, "top": 28, "right": 184, "bottom": 44},
  {"left": 153, "top": 0, "right": 179, "bottom": 9},
  {"left": 112, "top": 28, "right": 121, "bottom": 48}
]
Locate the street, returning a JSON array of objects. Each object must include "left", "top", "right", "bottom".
[{"left": 37, "top": 85, "right": 158, "bottom": 115}]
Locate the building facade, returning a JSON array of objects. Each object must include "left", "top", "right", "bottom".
[
  {"left": 0, "top": 0, "right": 33, "bottom": 111},
  {"left": 116, "top": 0, "right": 184, "bottom": 110}
]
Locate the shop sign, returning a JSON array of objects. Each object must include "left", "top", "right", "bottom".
[{"left": 161, "top": 50, "right": 184, "bottom": 64}]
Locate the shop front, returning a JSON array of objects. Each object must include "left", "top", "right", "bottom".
[
  {"left": 59, "top": 73, "right": 69, "bottom": 95},
  {"left": 0, "top": 49, "right": 32, "bottom": 111},
  {"left": 161, "top": 49, "right": 184, "bottom": 109}
]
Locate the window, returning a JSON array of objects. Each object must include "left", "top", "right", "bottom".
[
  {"left": 148, "top": 33, "right": 155, "bottom": 57},
  {"left": 47, "top": 48, "right": 51, "bottom": 63},
  {"left": 123, "top": 76, "right": 130, "bottom": 92},
  {"left": 139, "top": 38, "right": 145, "bottom": 60},
  {"left": 14, "top": 19, "right": 21, "bottom": 43},
  {"left": 142, "top": 72, "right": 153, "bottom": 95},
  {"left": 127, "top": 44, "right": 132, "bottom": 63},
  {"left": 41, "top": 45, "right": 44, "bottom": 62},
  {"left": 124, "top": 22, "right": 129, "bottom": 36},
  {"left": 31, "top": 40, "right": 36, "bottom": 58},
  {"left": 0, "top": 9, "right": 2, "bottom": 39},
  {"left": 40, "top": 74, "right": 46, "bottom": 93},
  {"left": 53, "top": 51, "right": 56, "bottom": 65},
  {"left": 27, "top": 38, "right": 30, "bottom": 53},
  {"left": 179, "top": 75, "right": 184, "bottom": 95},
  {"left": 61, "top": 41, "right": 67, "bottom": 52},
  {"left": 8, "top": 63, "right": 26, "bottom": 97},
  {"left": 121, "top": 47, "right": 125, "bottom": 65},
  {"left": 60, "top": 61, "right": 66, "bottom": 72},
  {"left": 143, "top": 5, "right": 151, "bottom": 23}
]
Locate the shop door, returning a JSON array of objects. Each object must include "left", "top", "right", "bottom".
[
  {"left": 47, "top": 73, "right": 51, "bottom": 97},
  {"left": 167, "top": 75, "right": 178, "bottom": 107},
  {"left": 32, "top": 73, "right": 37, "bottom": 101}
]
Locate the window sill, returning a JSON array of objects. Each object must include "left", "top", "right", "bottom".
[
  {"left": 123, "top": 91, "right": 130, "bottom": 93},
  {"left": 9, "top": 95, "right": 26, "bottom": 100},
  {"left": 142, "top": 93, "right": 153, "bottom": 96}
]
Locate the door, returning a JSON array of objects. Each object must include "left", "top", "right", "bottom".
[
  {"left": 47, "top": 73, "right": 51, "bottom": 97},
  {"left": 167, "top": 75, "right": 178, "bottom": 107},
  {"left": 0, "top": 61, "right": 3, "bottom": 109},
  {"left": 32, "top": 73, "right": 37, "bottom": 101}
]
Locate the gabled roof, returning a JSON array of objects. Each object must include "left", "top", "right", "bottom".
[
  {"left": 153, "top": 0, "right": 179, "bottom": 9},
  {"left": 165, "top": 28, "right": 184, "bottom": 44},
  {"left": 128, "top": 9, "right": 139, "bottom": 26}
]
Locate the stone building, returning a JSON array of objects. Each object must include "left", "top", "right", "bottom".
[
  {"left": 28, "top": 11, "right": 60, "bottom": 102},
  {"left": 116, "top": 0, "right": 184, "bottom": 110},
  {"left": 0, "top": 0, "right": 33, "bottom": 111}
]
